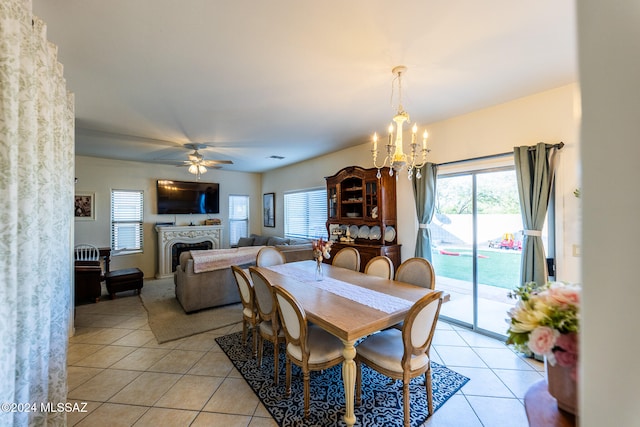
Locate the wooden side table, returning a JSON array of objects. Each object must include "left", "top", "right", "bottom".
[{"left": 524, "top": 380, "right": 577, "bottom": 427}]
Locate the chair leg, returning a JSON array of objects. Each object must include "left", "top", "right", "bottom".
[
  {"left": 285, "top": 357, "right": 292, "bottom": 397},
  {"left": 355, "top": 359, "right": 362, "bottom": 406},
  {"left": 303, "top": 368, "right": 310, "bottom": 418},
  {"left": 403, "top": 379, "right": 411, "bottom": 427},
  {"left": 273, "top": 336, "right": 279, "bottom": 385},
  {"left": 242, "top": 318, "right": 248, "bottom": 342},
  {"left": 252, "top": 325, "right": 258, "bottom": 358},
  {"left": 425, "top": 367, "right": 434, "bottom": 416},
  {"left": 257, "top": 334, "right": 264, "bottom": 367}
]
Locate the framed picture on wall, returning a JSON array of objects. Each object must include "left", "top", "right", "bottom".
[
  {"left": 74, "top": 192, "right": 95, "bottom": 220},
  {"left": 263, "top": 192, "right": 275, "bottom": 227}
]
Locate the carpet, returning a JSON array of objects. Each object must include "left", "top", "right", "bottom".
[
  {"left": 140, "top": 278, "right": 242, "bottom": 343},
  {"left": 215, "top": 331, "right": 470, "bottom": 427}
]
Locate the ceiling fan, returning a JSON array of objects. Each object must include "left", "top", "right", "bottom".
[{"left": 180, "top": 143, "right": 233, "bottom": 179}]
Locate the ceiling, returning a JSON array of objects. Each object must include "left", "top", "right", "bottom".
[{"left": 31, "top": 0, "right": 576, "bottom": 173}]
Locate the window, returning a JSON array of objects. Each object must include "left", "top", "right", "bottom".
[
  {"left": 284, "top": 188, "right": 327, "bottom": 239},
  {"left": 111, "top": 189, "right": 144, "bottom": 254},
  {"left": 229, "top": 195, "right": 250, "bottom": 245}
]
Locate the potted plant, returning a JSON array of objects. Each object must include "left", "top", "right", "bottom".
[{"left": 506, "top": 281, "right": 580, "bottom": 414}]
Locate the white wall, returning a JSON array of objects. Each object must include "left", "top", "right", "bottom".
[
  {"left": 578, "top": 1, "right": 640, "bottom": 425},
  {"left": 74, "top": 156, "right": 261, "bottom": 277},
  {"left": 263, "top": 83, "right": 581, "bottom": 281}
]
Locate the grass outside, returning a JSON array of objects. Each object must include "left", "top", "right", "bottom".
[{"left": 431, "top": 248, "right": 521, "bottom": 290}]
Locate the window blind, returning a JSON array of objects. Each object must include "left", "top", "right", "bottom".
[
  {"left": 284, "top": 188, "right": 327, "bottom": 239},
  {"left": 229, "top": 195, "right": 249, "bottom": 245},
  {"left": 111, "top": 189, "right": 144, "bottom": 253}
]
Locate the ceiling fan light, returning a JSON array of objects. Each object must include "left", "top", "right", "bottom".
[
  {"left": 188, "top": 164, "right": 198, "bottom": 174},
  {"left": 198, "top": 165, "right": 207, "bottom": 174}
]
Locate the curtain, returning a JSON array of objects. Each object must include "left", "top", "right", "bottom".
[
  {"left": 412, "top": 162, "right": 438, "bottom": 262},
  {"left": 0, "top": 2, "right": 75, "bottom": 426},
  {"left": 514, "top": 143, "right": 559, "bottom": 286}
]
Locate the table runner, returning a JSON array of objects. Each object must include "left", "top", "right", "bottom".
[{"left": 266, "top": 263, "right": 413, "bottom": 314}]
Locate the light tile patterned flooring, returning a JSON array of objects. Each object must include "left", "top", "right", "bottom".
[{"left": 67, "top": 286, "right": 543, "bottom": 426}]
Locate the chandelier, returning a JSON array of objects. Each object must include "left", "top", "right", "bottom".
[{"left": 372, "top": 65, "right": 429, "bottom": 180}]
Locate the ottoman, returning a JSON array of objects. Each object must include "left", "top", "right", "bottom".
[{"left": 105, "top": 268, "right": 144, "bottom": 299}]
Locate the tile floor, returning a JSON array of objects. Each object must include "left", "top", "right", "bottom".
[{"left": 67, "top": 286, "right": 543, "bottom": 426}]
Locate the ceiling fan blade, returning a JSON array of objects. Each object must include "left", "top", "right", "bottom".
[{"left": 202, "top": 159, "right": 233, "bottom": 166}]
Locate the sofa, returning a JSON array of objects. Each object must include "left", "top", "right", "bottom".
[{"left": 174, "top": 235, "right": 313, "bottom": 313}]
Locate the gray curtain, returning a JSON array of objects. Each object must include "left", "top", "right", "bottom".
[
  {"left": 412, "top": 163, "right": 438, "bottom": 262},
  {"left": 514, "top": 143, "right": 559, "bottom": 286}
]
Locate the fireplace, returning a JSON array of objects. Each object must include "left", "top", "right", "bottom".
[
  {"left": 155, "top": 225, "right": 223, "bottom": 278},
  {"left": 171, "top": 241, "right": 213, "bottom": 272}
]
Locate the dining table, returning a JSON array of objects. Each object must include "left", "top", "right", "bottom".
[{"left": 255, "top": 260, "right": 444, "bottom": 427}]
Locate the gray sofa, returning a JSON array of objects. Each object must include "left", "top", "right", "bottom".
[{"left": 174, "top": 235, "right": 313, "bottom": 313}]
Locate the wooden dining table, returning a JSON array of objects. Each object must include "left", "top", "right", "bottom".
[{"left": 255, "top": 260, "right": 443, "bottom": 427}]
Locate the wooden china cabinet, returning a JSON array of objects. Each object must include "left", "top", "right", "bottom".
[{"left": 325, "top": 166, "right": 401, "bottom": 272}]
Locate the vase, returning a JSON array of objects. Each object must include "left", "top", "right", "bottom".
[
  {"left": 315, "top": 260, "right": 323, "bottom": 281},
  {"left": 546, "top": 361, "right": 577, "bottom": 415}
]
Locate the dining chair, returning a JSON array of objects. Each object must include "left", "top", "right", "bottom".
[
  {"left": 231, "top": 265, "right": 259, "bottom": 357},
  {"left": 74, "top": 244, "right": 100, "bottom": 262},
  {"left": 256, "top": 246, "right": 287, "bottom": 267},
  {"left": 249, "top": 266, "right": 286, "bottom": 385},
  {"left": 273, "top": 285, "right": 344, "bottom": 418},
  {"left": 74, "top": 244, "right": 104, "bottom": 294},
  {"left": 355, "top": 291, "right": 444, "bottom": 426},
  {"left": 395, "top": 257, "right": 436, "bottom": 289},
  {"left": 332, "top": 247, "right": 361, "bottom": 271},
  {"left": 363, "top": 255, "right": 394, "bottom": 280}
]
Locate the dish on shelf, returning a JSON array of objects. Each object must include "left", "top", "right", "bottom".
[
  {"left": 384, "top": 226, "right": 396, "bottom": 242},
  {"left": 358, "top": 225, "right": 370, "bottom": 239},
  {"left": 345, "top": 212, "right": 359, "bottom": 218},
  {"left": 349, "top": 225, "right": 360, "bottom": 237},
  {"left": 369, "top": 226, "right": 381, "bottom": 240}
]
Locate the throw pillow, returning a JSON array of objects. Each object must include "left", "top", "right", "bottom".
[
  {"left": 237, "top": 237, "right": 254, "bottom": 247},
  {"left": 267, "top": 236, "right": 290, "bottom": 246},
  {"left": 251, "top": 234, "right": 269, "bottom": 246}
]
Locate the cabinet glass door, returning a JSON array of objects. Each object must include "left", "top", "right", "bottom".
[
  {"left": 365, "top": 180, "right": 378, "bottom": 219},
  {"left": 328, "top": 186, "right": 338, "bottom": 219}
]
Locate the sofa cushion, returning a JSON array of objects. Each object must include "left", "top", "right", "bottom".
[
  {"left": 237, "top": 237, "right": 254, "bottom": 247},
  {"left": 251, "top": 234, "right": 269, "bottom": 246},
  {"left": 267, "top": 236, "right": 290, "bottom": 246}
]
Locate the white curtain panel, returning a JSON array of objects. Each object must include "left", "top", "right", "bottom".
[{"left": 0, "top": 1, "right": 75, "bottom": 425}]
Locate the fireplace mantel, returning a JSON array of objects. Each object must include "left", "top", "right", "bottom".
[{"left": 155, "top": 225, "right": 223, "bottom": 278}]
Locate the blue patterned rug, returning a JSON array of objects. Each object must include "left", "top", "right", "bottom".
[{"left": 215, "top": 332, "right": 469, "bottom": 426}]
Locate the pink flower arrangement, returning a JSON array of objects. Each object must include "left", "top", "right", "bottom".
[
  {"left": 312, "top": 238, "right": 333, "bottom": 263},
  {"left": 506, "top": 281, "right": 580, "bottom": 379}
]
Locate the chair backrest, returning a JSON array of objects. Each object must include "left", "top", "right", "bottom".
[
  {"left": 273, "top": 285, "right": 308, "bottom": 358},
  {"left": 74, "top": 244, "right": 100, "bottom": 261},
  {"left": 256, "top": 246, "right": 286, "bottom": 267},
  {"left": 401, "top": 291, "right": 443, "bottom": 368},
  {"left": 395, "top": 257, "right": 435, "bottom": 289},
  {"left": 249, "top": 267, "right": 277, "bottom": 322},
  {"left": 332, "top": 247, "right": 361, "bottom": 271},
  {"left": 231, "top": 265, "right": 254, "bottom": 311},
  {"left": 364, "top": 255, "right": 394, "bottom": 280}
]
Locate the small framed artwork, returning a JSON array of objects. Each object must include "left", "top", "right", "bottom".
[
  {"left": 74, "top": 192, "right": 95, "bottom": 220},
  {"left": 263, "top": 192, "right": 275, "bottom": 227}
]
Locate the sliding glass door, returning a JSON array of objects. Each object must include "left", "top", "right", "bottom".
[{"left": 431, "top": 167, "right": 527, "bottom": 336}]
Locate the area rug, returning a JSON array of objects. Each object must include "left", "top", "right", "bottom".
[
  {"left": 215, "top": 331, "right": 469, "bottom": 427},
  {"left": 140, "top": 278, "right": 242, "bottom": 343}
]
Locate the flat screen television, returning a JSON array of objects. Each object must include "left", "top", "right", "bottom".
[{"left": 157, "top": 180, "right": 220, "bottom": 214}]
